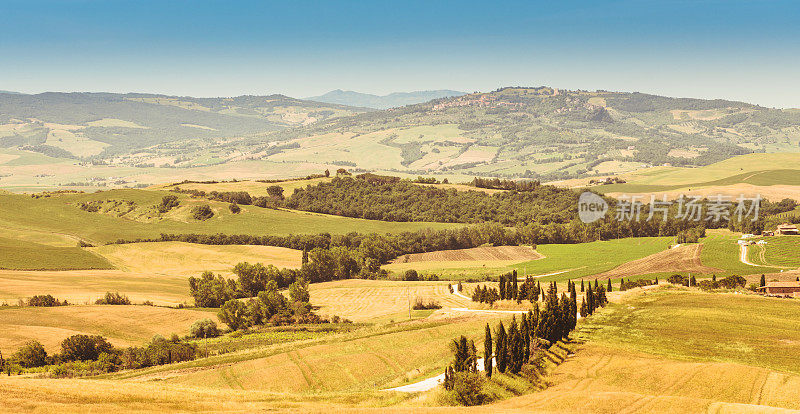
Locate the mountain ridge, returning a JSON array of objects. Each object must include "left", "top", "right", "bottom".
[{"left": 306, "top": 89, "right": 466, "bottom": 109}]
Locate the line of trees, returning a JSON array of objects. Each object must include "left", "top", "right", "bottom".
[
  {"left": 1, "top": 333, "right": 199, "bottom": 378},
  {"left": 443, "top": 280, "right": 587, "bottom": 406}
]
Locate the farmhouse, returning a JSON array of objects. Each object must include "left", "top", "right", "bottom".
[
  {"left": 758, "top": 281, "right": 800, "bottom": 297},
  {"left": 776, "top": 223, "right": 799, "bottom": 236}
]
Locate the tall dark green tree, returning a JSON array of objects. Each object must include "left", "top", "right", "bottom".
[
  {"left": 580, "top": 279, "right": 585, "bottom": 292},
  {"left": 484, "top": 324, "right": 493, "bottom": 378},
  {"left": 495, "top": 322, "right": 507, "bottom": 373},
  {"left": 607, "top": 279, "right": 613, "bottom": 292},
  {"left": 760, "top": 274, "right": 766, "bottom": 287}
]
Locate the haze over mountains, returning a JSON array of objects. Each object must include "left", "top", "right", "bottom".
[
  {"left": 1, "top": 86, "right": 799, "bottom": 190},
  {"left": 306, "top": 89, "right": 466, "bottom": 109}
]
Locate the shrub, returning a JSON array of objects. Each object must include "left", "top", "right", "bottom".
[
  {"left": 229, "top": 203, "right": 241, "bottom": 214},
  {"left": 412, "top": 298, "right": 442, "bottom": 310},
  {"left": 403, "top": 269, "right": 419, "bottom": 281},
  {"left": 667, "top": 274, "right": 689, "bottom": 286},
  {"left": 60, "top": 335, "right": 114, "bottom": 361},
  {"left": 190, "top": 319, "right": 220, "bottom": 339},
  {"left": 191, "top": 205, "right": 214, "bottom": 220},
  {"left": 157, "top": 195, "right": 180, "bottom": 213},
  {"left": 441, "top": 371, "right": 488, "bottom": 406},
  {"left": 95, "top": 292, "right": 131, "bottom": 305},
  {"left": 12, "top": 340, "right": 47, "bottom": 367},
  {"left": 27, "top": 294, "right": 67, "bottom": 307}
]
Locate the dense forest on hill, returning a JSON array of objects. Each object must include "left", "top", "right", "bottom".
[{"left": 284, "top": 175, "right": 578, "bottom": 225}]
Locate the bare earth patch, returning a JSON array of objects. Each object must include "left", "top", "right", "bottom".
[
  {"left": 595, "top": 244, "right": 720, "bottom": 279},
  {"left": 393, "top": 245, "right": 542, "bottom": 263}
]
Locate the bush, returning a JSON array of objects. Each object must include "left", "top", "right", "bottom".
[
  {"left": 403, "top": 269, "right": 419, "bottom": 281},
  {"left": 441, "top": 371, "right": 488, "bottom": 406},
  {"left": 157, "top": 195, "right": 180, "bottom": 213},
  {"left": 190, "top": 319, "right": 220, "bottom": 339},
  {"left": 191, "top": 205, "right": 214, "bottom": 220},
  {"left": 667, "top": 274, "right": 689, "bottom": 286},
  {"left": 698, "top": 275, "right": 747, "bottom": 291},
  {"left": 229, "top": 203, "right": 241, "bottom": 214},
  {"left": 412, "top": 298, "right": 442, "bottom": 310},
  {"left": 95, "top": 292, "right": 131, "bottom": 305},
  {"left": 12, "top": 340, "right": 47, "bottom": 367},
  {"left": 27, "top": 294, "right": 67, "bottom": 307},
  {"left": 60, "top": 335, "right": 114, "bottom": 361}
]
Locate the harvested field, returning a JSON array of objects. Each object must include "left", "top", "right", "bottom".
[
  {"left": 0, "top": 305, "right": 218, "bottom": 353},
  {"left": 0, "top": 269, "right": 190, "bottom": 306},
  {"left": 393, "top": 246, "right": 542, "bottom": 263},
  {"left": 491, "top": 343, "right": 800, "bottom": 413},
  {"left": 308, "top": 279, "right": 470, "bottom": 323},
  {"left": 595, "top": 244, "right": 720, "bottom": 279},
  {"left": 91, "top": 242, "right": 302, "bottom": 276}
]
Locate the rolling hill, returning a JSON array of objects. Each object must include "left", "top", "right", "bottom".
[{"left": 0, "top": 92, "right": 368, "bottom": 158}]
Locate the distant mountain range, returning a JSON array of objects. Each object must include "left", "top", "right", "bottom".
[{"left": 306, "top": 89, "right": 466, "bottom": 109}]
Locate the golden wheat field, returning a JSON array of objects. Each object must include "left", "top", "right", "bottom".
[{"left": 0, "top": 305, "right": 218, "bottom": 354}]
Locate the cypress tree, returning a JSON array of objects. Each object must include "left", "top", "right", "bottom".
[
  {"left": 507, "top": 317, "right": 522, "bottom": 373},
  {"left": 512, "top": 271, "right": 518, "bottom": 300},
  {"left": 594, "top": 279, "right": 599, "bottom": 289},
  {"left": 760, "top": 274, "right": 766, "bottom": 287},
  {"left": 521, "top": 313, "right": 531, "bottom": 361},
  {"left": 607, "top": 279, "right": 613, "bottom": 292},
  {"left": 484, "top": 324, "right": 493, "bottom": 378},
  {"left": 712, "top": 274, "right": 717, "bottom": 282},
  {"left": 495, "top": 322, "right": 507, "bottom": 373},
  {"left": 620, "top": 278, "right": 625, "bottom": 291},
  {"left": 499, "top": 274, "right": 506, "bottom": 300},
  {"left": 690, "top": 275, "right": 697, "bottom": 286},
  {"left": 655, "top": 276, "right": 659, "bottom": 285},
  {"left": 580, "top": 279, "right": 585, "bottom": 292},
  {"left": 580, "top": 300, "right": 588, "bottom": 317}
]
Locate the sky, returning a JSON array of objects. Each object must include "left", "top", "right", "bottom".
[{"left": 1, "top": 0, "right": 799, "bottom": 107}]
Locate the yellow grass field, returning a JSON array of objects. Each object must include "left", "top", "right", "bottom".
[
  {"left": 161, "top": 177, "right": 333, "bottom": 197},
  {"left": 491, "top": 343, "right": 800, "bottom": 413},
  {"left": 0, "top": 305, "right": 218, "bottom": 354},
  {"left": 0, "top": 270, "right": 190, "bottom": 306},
  {"left": 91, "top": 242, "right": 302, "bottom": 276},
  {"left": 308, "top": 279, "right": 470, "bottom": 323},
  {"left": 118, "top": 316, "right": 495, "bottom": 394}
]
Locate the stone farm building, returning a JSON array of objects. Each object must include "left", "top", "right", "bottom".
[
  {"left": 776, "top": 223, "right": 799, "bottom": 236},
  {"left": 758, "top": 281, "right": 800, "bottom": 297}
]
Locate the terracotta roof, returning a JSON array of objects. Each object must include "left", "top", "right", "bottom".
[{"left": 757, "top": 282, "right": 800, "bottom": 289}]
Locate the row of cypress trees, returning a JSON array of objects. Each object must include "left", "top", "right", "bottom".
[{"left": 448, "top": 279, "right": 596, "bottom": 386}]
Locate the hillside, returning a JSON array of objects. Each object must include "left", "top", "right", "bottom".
[
  {"left": 306, "top": 89, "right": 466, "bottom": 109},
  {"left": 0, "top": 92, "right": 368, "bottom": 158},
  {"left": 2, "top": 86, "right": 800, "bottom": 192},
  {"left": 205, "top": 87, "right": 800, "bottom": 182}
]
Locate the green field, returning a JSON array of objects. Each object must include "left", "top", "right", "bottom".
[
  {"left": 584, "top": 288, "right": 800, "bottom": 373},
  {"left": 0, "top": 190, "right": 461, "bottom": 245},
  {"left": 0, "top": 236, "right": 112, "bottom": 270},
  {"left": 699, "top": 230, "right": 781, "bottom": 275},
  {"left": 754, "top": 236, "right": 800, "bottom": 268},
  {"left": 496, "top": 287, "right": 800, "bottom": 412},
  {"left": 597, "top": 168, "right": 800, "bottom": 194}
]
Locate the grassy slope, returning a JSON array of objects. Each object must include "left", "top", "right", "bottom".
[
  {"left": 0, "top": 236, "right": 112, "bottom": 270},
  {"left": 308, "top": 279, "right": 471, "bottom": 324},
  {"left": 392, "top": 237, "right": 674, "bottom": 281},
  {"left": 0, "top": 269, "right": 191, "bottom": 306},
  {"left": 761, "top": 236, "right": 800, "bottom": 268},
  {"left": 0, "top": 189, "right": 460, "bottom": 245},
  {"left": 699, "top": 230, "right": 781, "bottom": 275},
  {"left": 0, "top": 305, "right": 218, "bottom": 354},
  {"left": 593, "top": 153, "right": 800, "bottom": 193},
  {"left": 492, "top": 287, "right": 800, "bottom": 413},
  {"left": 91, "top": 242, "right": 302, "bottom": 276}
]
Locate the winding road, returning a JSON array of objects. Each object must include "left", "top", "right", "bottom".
[{"left": 384, "top": 283, "right": 578, "bottom": 393}]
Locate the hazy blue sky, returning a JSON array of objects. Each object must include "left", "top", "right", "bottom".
[{"left": 2, "top": 0, "right": 799, "bottom": 107}]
